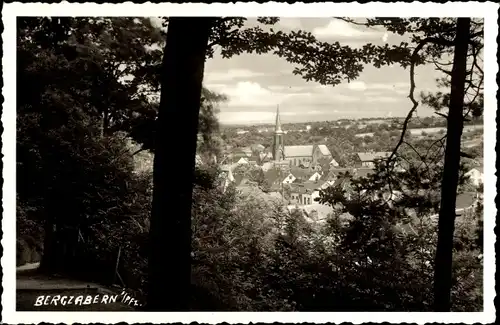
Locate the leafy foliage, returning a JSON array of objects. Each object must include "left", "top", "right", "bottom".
[{"left": 16, "top": 16, "right": 483, "bottom": 312}]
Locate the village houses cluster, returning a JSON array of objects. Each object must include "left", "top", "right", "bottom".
[{"left": 195, "top": 106, "right": 484, "bottom": 222}]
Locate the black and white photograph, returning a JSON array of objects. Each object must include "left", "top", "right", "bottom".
[{"left": 2, "top": 2, "right": 497, "bottom": 324}]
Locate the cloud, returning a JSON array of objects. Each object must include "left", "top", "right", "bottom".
[
  {"left": 267, "top": 85, "right": 313, "bottom": 93},
  {"left": 219, "top": 111, "right": 298, "bottom": 124},
  {"left": 204, "top": 69, "right": 267, "bottom": 83},
  {"left": 315, "top": 85, "right": 362, "bottom": 103},
  {"left": 267, "top": 85, "right": 294, "bottom": 92},
  {"left": 312, "top": 19, "right": 377, "bottom": 39},
  {"left": 382, "top": 32, "right": 389, "bottom": 43},
  {"left": 365, "top": 96, "right": 399, "bottom": 103},
  {"left": 277, "top": 18, "right": 303, "bottom": 30},
  {"left": 328, "top": 94, "right": 360, "bottom": 103},
  {"left": 211, "top": 79, "right": 364, "bottom": 115},
  {"left": 343, "top": 81, "right": 410, "bottom": 94},
  {"left": 210, "top": 81, "right": 311, "bottom": 108},
  {"left": 347, "top": 81, "right": 367, "bottom": 91}
]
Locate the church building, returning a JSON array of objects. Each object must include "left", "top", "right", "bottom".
[{"left": 271, "top": 105, "right": 333, "bottom": 169}]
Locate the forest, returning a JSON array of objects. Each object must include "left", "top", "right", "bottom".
[{"left": 16, "top": 17, "right": 484, "bottom": 312}]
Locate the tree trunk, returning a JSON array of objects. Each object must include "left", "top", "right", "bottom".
[
  {"left": 39, "top": 218, "right": 57, "bottom": 273},
  {"left": 101, "top": 109, "right": 109, "bottom": 137},
  {"left": 147, "top": 17, "right": 216, "bottom": 311},
  {"left": 433, "top": 18, "right": 471, "bottom": 312}
]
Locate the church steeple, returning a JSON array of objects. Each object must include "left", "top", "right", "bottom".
[
  {"left": 272, "top": 105, "right": 284, "bottom": 161},
  {"left": 275, "top": 104, "right": 283, "bottom": 134}
]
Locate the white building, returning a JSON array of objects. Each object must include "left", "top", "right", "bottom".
[{"left": 465, "top": 167, "right": 484, "bottom": 187}]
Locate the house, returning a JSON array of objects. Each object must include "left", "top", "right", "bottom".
[
  {"left": 455, "top": 192, "right": 479, "bottom": 215},
  {"left": 236, "top": 157, "right": 250, "bottom": 165},
  {"left": 289, "top": 180, "right": 326, "bottom": 206},
  {"left": 316, "top": 145, "right": 332, "bottom": 159},
  {"left": 219, "top": 165, "right": 235, "bottom": 192},
  {"left": 261, "top": 161, "right": 275, "bottom": 172},
  {"left": 308, "top": 171, "right": 322, "bottom": 182},
  {"left": 232, "top": 147, "right": 253, "bottom": 160},
  {"left": 355, "top": 152, "right": 391, "bottom": 168},
  {"left": 429, "top": 191, "right": 478, "bottom": 222},
  {"left": 251, "top": 143, "right": 266, "bottom": 153},
  {"left": 320, "top": 168, "right": 354, "bottom": 183},
  {"left": 248, "top": 158, "right": 259, "bottom": 165},
  {"left": 465, "top": 166, "right": 484, "bottom": 187},
  {"left": 353, "top": 167, "right": 375, "bottom": 179},
  {"left": 258, "top": 151, "right": 273, "bottom": 164},
  {"left": 282, "top": 173, "right": 296, "bottom": 184},
  {"left": 289, "top": 167, "right": 316, "bottom": 183},
  {"left": 329, "top": 158, "right": 340, "bottom": 167},
  {"left": 195, "top": 154, "right": 203, "bottom": 166}
]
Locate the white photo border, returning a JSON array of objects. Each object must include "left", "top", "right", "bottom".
[{"left": 2, "top": 2, "right": 498, "bottom": 324}]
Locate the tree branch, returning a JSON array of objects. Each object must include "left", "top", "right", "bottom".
[
  {"left": 132, "top": 147, "right": 147, "bottom": 156},
  {"left": 435, "top": 112, "right": 448, "bottom": 119},
  {"left": 387, "top": 38, "right": 429, "bottom": 164}
]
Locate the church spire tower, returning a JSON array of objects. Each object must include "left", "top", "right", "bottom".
[{"left": 272, "top": 105, "right": 285, "bottom": 161}]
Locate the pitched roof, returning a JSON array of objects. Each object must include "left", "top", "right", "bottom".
[
  {"left": 290, "top": 167, "right": 315, "bottom": 180},
  {"left": 195, "top": 154, "right": 203, "bottom": 165},
  {"left": 321, "top": 168, "right": 353, "bottom": 181},
  {"left": 455, "top": 192, "right": 477, "bottom": 210},
  {"left": 220, "top": 163, "right": 237, "bottom": 171},
  {"left": 237, "top": 157, "right": 249, "bottom": 164},
  {"left": 303, "top": 180, "right": 325, "bottom": 190},
  {"left": 233, "top": 147, "right": 253, "bottom": 157},
  {"left": 284, "top": 145, "right": 314, "bottom": 157},
  {"left": 317, "top": 144, "right": 332, "bottom": 156},
  {"left": 329, "top": 168, "right": 353, "bottom": 175},
  {"left": 354, "top": 168, "right": 375, "bottom": 178},
  {"left": 356, "top": 152, "right": 391, "bottom": 162},
  {"left": 251, "top": 144, "right": 265, "bottom": 152},
  {"left": 261, "top": 162, "right": 275, "bottom": 172},
  {"left": 290, "top": 180, "right": 325, "bottom": 194},
  {"left": 308, "top": 171, "right": 322, "bottom": 181},
  {"left": 329, "top": 158, "right": 339, "bottom": 166}
]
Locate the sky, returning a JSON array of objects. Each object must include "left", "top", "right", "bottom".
[{"left": 152, "top": 17, "right": 446, "bottom": 125}]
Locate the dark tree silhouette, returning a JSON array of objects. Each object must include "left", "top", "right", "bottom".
[
  {"left": 433, "top": 17, "right": 471, "bottom": 312},
  {"left": 147, "top": 17, "right": 217, "bottom": 311}
]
